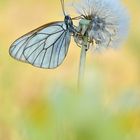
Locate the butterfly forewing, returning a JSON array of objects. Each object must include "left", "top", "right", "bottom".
[{"left": 9, "top": 21, "right": 71, "bottom": 69}]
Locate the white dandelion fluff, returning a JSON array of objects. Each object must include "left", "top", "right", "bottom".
[{"left": 73, "top": 0, "right": 129, "bottom": 51}]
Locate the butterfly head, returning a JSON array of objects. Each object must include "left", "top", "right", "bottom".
[
  {"left": 65, "top": 15, "right": 71, "bottom": 20},
  {"left": 65, "top": 15, "right": 73, "bottom": 27}
]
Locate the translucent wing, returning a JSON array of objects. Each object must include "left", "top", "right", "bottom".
[{"left": 9, "top": 21, "right": 71, "bottom": 69}]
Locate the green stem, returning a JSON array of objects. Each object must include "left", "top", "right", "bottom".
[
  {"left": 78, "top": 44, "right": 87, "bottom": 89},
  {"left": 76, "top": 19, "right": 91, "bottom": 90}
]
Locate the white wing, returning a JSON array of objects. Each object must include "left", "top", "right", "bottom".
[{"left": 9, "top": 22, "right": 71, "bottom": 69}]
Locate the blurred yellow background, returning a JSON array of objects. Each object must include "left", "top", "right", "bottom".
[{"left": 0, "top": 0, "right": 140, "bottom": 140}]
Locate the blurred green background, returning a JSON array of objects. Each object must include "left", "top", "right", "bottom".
[{"left": 0, "top": 0, "right": 140, "bottom": 140}]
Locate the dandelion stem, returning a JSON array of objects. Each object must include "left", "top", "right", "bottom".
[{"left": 78, "top": 41, "right": 87, "bottom": 89}]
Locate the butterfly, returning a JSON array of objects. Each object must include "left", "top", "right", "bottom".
[{"left": 9, "top": 0, "right": 78, "bottom": 69}]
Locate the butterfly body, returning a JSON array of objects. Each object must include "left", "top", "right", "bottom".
[
  {"left": 9, "top": 19, "right": 74, "bottom": 69},
  {"left": 9, "top": 0, "right": 78, "bottom": 69},
  {"left": 64, "top": 15, "right": 75, "bottom": 33}
]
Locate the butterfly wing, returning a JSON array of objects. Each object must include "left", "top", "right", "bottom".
[{"left": 9, "top": 21, "right": 71, "bottom": 69}]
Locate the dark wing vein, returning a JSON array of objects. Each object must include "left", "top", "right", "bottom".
[
  {"left": 14, "top": 34, "right": 36, "bottom": 59},
  {"left": 24, "top": 31, "right": 65, "bottom": 67},
  {"left": 57, "top": 32, "right": 67, "bottom": 66}
]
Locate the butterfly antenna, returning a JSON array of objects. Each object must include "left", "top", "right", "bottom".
[
  {"left": 60, "top": 0, "right": 66, "bottom": 16},
  {"left": 72, "top": 16, "right": 83, "bottom": 20}
]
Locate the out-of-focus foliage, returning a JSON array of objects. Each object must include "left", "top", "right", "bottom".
[{"left": 0, "top": 0, "right": 140, "bottom": 140}]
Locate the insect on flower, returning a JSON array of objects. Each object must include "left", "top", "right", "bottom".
[
  {"left": 9, "top": 0, "right": 129, "bottom": 87},
  {"left": 9, "top": 0, "right": 79, "bottom": 69}
]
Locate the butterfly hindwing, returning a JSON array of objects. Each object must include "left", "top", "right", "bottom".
[{"left": 9, "top": 21, "right": 71, "bottom": 69}]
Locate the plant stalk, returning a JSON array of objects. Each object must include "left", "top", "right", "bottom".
[{"left": 78, "top": 43, "right": 87, "bottom": 89}]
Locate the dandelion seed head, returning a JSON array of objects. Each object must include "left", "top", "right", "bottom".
[{"left": 73, "top": 0, "right": 129, "bottom": 51}]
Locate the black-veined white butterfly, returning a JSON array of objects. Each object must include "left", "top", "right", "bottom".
[{"left": 9, "top": 0, "right": 78, "bottom": 69}]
